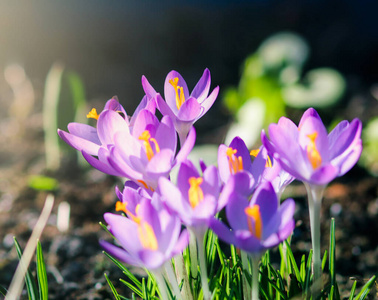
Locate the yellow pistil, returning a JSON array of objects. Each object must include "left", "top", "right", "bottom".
[
  {"left": 115, "top": 201, "right": 140, "bottom": 223},
  {"left": 250, "top": 149, "right": 272, "bottom": 168},
  {"left": 138, "top": 130, "right": 160, "bottom": 161},
  {"left": 245, "top": 205, "right": 262, "bottom": 239},
  {"left": 138, "top": 221, "right": 158, "bottom": 250},
  {"left": 87, "top": 108, "right": 99, "bottom": 120},
  {"left": 188, "top": 177, "right": 204, "bottom": 209},
  {"left": 306, "top": 131, "right": 322, "bottom": 169},
  {"left": 169, "top": 77, "right": 186, "bottom": 110},
  {"left": 226, "top": 147, "right": 243, "bottom": 174},
  {"left": 116, "top": 201, "right": 158, "bottom": 251}
]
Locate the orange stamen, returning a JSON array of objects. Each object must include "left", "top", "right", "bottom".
[
  {"left": 245, "top": 205, "right": 262, "bottom": 239},
  {"left": 188, "top": 177, "right": 204, "bottom": 209},
  {"left": 226, "top": 147, "right": 243, "bottom": 174},
  {"left": 87, "top": 108, "right": 99, "bottom": 120},
  {"left": 306, "top": 131, "right": 322, "bottom": 169},
  {"left": 169, "top": 77, "right": 186, "bottom": 110},
  {"left": 138, "top": 130, "right": 160, "bottom": 161}
]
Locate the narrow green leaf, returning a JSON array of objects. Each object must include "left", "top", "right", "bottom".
[
  {"left": 322, "top": 250, "right": 328, "bottom": 271},
  {"left": 103, "top": 251, "right": 142, "bottom": 290},
  {"left": 120, "top": 279, "right": 143, "bottom": 298},
  {"left": 285, "top": 240, "right": 303, "bottom": 289},
  {"left": 354, "top": 275, "right": 376, "bottom": 300},
  {"left": 348, "top": 280, "right": 357, "bottom": 300},
  {"left": 13, "top": 237, "right": 39, "bottom": 300},
  {"left": 104, "top": 273, "right": 121, "bottom": 300},
  {"left": 36, "top": 240, "right": 48, "bottom": 300}
]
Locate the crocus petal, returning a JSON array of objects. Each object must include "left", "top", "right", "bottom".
[
  {"left": 104, "top": 96, "right": 128, "bottom": 122},
  {"left": 191, "top": 68, "right": 211, "bottom": 102},
  {"left": 67, "top": 123, "right": 101, "bottom": 145},
  {"left": 234, "top": 231, "right": 262, "bottom": 253},
  {"left": 298, "top": 107, "right": 322, "bottom": 129},
  {"left": 142, "top": 75, "right": 158, "bottom": 99},
  {"left": 177, "top": 98, "right": 201, "bottom": 122},
  {"left": 97, "top": 110, "right": 129, "bottom": 145},
  {"left": 328, "top": 119, "right": 362, "bottom": 160},
  {"left": 164, "top": 70, "right": 190, "bottom": 112},
  {"left": 172, "top": 229, "right": 190, "bottom": 256},
  {"left": 156, "top": 94, "right": 177, "bottom": 120},
  {"left": 104, "top": 213, "right": 141, "bottom": 254},
  {"left": 209, "top": 218, "right": 236, "bottom": 246},
  {"left": 175, "top": 126, "right": 196, "bottom": 165},
  {"left": 82, "top": 149, "right": 121, "bottom": 176},
  {"left": 129, "top": 95, "right": 156, "bottom": 127},
  {"left": 132, "top": 109, "right": 159, "bottom": 139},
  {"left": 198, "top": 86, "right": 219, "bottom": 117},
  {"left": 100, "top": 240, "right": 138, "bottom": 266},
  {"left": 309, "top": 164, "right": 339, "bottom": 185},
  {"left": 226, "top": 192, "right": 249, "bottom": 231},
  {"left": 155, "top": 115, "right": 176, "bottom": 152},
  {"left": 138, "top": 250, "right": 165, "bottom": 270},
  {"left": 58, "top": 128, "right": 100, "bottom": 156},
  {"left": 250, "top": 182, "right": 278, "bottom": 225},
  {"left": 336, "top": 143, "right": 362, "bottom": 176}
]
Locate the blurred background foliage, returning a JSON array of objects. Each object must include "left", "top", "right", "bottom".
[{"left": 0, "top": 0, "right": 378, "bottom": 178}]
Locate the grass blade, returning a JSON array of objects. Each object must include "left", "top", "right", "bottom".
[
  {"left": 13, "top": 237, "right": 39, "bottom": 300},
  {"left": 36, "top": 240, "right": 48, "bottom": 300},
  {"left": 354, "top": 275, "right": 376, "bottom": 300},
  {"left": 104, "top": 273, "right": 121, "bottom": 300}
]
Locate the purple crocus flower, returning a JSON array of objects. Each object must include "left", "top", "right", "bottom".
[
  {"left": 103, "top": 109, "right": 196, "bottom": 190},
  {"left": 210, "top": 181, "right": 295, "bottom": 254},
  {"left": 100, "top": 198, "right": 189, "bottom": 271},
  {"left": 58, "top": 97, "right": 156, "bottom": 176},
  {"left": 142, "top": 69, "right": 219, "bottom": 146},
  {"left": 218, "top": 137, "right": 267, "bottom": 197},
  {"left": 261, "top": 108, "right": 362, "bottom": 186},
  {"left": 158, "top": 160, "right": 222, "bottom": 231}
]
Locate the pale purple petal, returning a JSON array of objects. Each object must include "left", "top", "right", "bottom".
[
  {"left": 164, "top": 70, "right": 189, "bottom": 112},
  {"left": 198, "top": 86, "right": 219, "bottom": 117},
  {"left": 97, "top": 110, "right": 129, "bottom": 145},
  {"left": 100, "top": 240, "right": 139, "bottom": 266},
  {"left": 58, "top": 128, "right": 100, "bottom": 156},
  {"left": 177, "top": 98, "right": 201, "bottom": 122},
  {"left": 191, "top": 68, "right": 211, "bottom": 101},
  {"left": 142, "top": 75, "right": 158, "bottom": 99},
  {"left": 175, "top": 126, "right": 196, "bottom": 165},
  {"left": 209, "top": 218, "right": 237, "bottom": 246},
  {"left": 138, "top": 250, "right": 165, "bottom": 270}
]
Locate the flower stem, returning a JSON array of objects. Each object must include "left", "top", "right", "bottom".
[
  {"left": 174, "top": 255, "right": 193, "bottom": 300},
  {"left": 250, "top": 254, "right": 260, "bottom": 300},
  {"left": 304, "top": 183, "right": 325, "bottom": 289},
  {"left": 241, "top": 251, "right": 251, "bottom": 300},
  {"left": 165, "top": 261, "right": 183, "bottom": 300},
  {"left": 153, "top": 269, "right": 169, "bottom": 300},
  {"left": 195, "top": 231, "right": 211, "bottom": 300},
  {"left": 188, "top": 229, "right": 198, "bottom": 281}
]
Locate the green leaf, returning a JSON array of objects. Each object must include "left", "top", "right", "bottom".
[
  {"left": 104, "top": 273, "right": 121, "bottom": 300},
  {"left": 36, "top": 240, "right": 48, "bottom": 300},
  {"left": 354, "top": 275, "right": 377, "bottom": 300},
  {"left": 28, "top": 175, "right": 59, "bottom": 191},
  {"left": 13, "top": 237, "right": 39, "bottom": 300}
]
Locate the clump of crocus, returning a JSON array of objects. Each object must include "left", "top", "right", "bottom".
[
  {"left": 101, "top": 198, "right": 189, "bottom": 300},
  {"left": 142, "top": 69, "right": 219, "bottom": 146},
  {"left": 262, "top": 107, "right": 362, "bottom": 285},
  {"left": 210, "top": 181, "right": 295, "bottom": 300}
]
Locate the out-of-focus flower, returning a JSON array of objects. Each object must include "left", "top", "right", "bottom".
[
  {"left": 262, "top": 108, "right": 362, "bottom": 186},
  {"left": 210, "top": 181, "right": 295, "bottom": 254},
  {"left": 100, "top": 199, "right": 189, "bottom": 270},
  {"left": 142, "top": 69, "right": 219, "bottom": 146},
  {"left": 104, "top": 109, "right": 196, "bottom": 190},
  {"left": 158, "top": 160, "right": 222, "bottom": 231}
]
